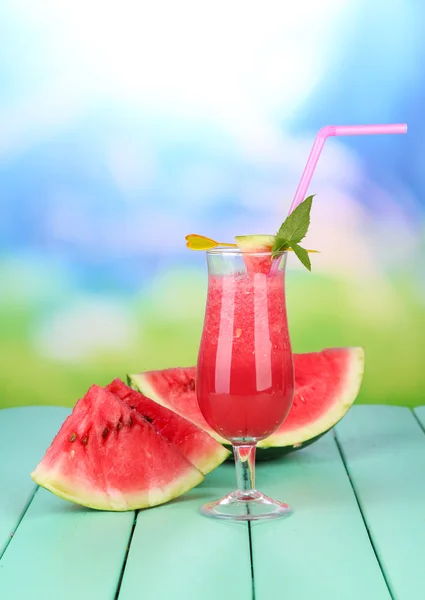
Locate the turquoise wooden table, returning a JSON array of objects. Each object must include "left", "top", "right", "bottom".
[{"left": 1, "top": 405, "right": 425, "bottom": 600}]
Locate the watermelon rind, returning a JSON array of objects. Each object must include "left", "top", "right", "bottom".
[
  {"left": 225, "top": 432, "right": 331, "bottom": 461},
  {"left": 257, "top": 347, "right": 365, "bottom": 449},
  {"left": 234, "top": 234, "right": 275, "bottom": 251},
  {"left": 31, "top": 462, "right": 202, "bottom": 511},
  {"left": 192, "top": 441, "right": 230, "bottom": 474}
]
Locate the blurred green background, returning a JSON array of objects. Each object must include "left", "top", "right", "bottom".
[{"left": 1, "top": 1, "right": 424, "bottom": 409}]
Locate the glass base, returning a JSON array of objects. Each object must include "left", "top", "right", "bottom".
[{"left": 200, "top": 489, "right": 292, "bottom": 521}]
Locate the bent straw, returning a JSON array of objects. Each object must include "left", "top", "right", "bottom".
[{"left": 288, "top": 123, "right": 408, "bottom": 215}]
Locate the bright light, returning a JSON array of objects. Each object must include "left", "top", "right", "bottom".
[{"left": 13, "top": 0, "right": 350, "bottom": 122}]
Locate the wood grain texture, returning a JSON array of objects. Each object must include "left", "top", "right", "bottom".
[
  {"left": 118, "top": 463, "right": 253, "bottom": 600},
  {"left": 0, "top": 488, "right": 134, "bottom": 600},
  {"left": 3, "top": 404, "right": 424, "bottom": 600},
  {"left": 414, "top": 406, "right": 425, "bottom": 431},
  {"left": 0, "top": 406, "right": 70, "bottom": 557},
  {"left": 335, "top": 405, "right": 425, "bottom": 600},
  {"left": 250, "top": 432, "right": 391, "bottom": 600}
]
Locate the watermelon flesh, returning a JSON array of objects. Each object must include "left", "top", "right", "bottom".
[
  {"left": 31, "top": 385, "right": 203, "bottom": 511},
  {"left": 106, "top": 378, "right": 230, "bottom": 474},
  {"left": 129, "top": 366, "right": 225, "bottom": 443},
  {"left": 128, "top": 347, "right": 364, "bottom": 453}
]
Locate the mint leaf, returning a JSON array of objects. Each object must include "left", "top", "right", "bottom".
[
  {"left": 275, "top": 195, "right": 314, "bottom": 244},
  {"left": 290, "top": 242, "right": 311, "bottom": 271},
  {"left": 272, "top": 195, "right": 315, "bottom": 269}
]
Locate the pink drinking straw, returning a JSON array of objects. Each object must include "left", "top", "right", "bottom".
[{"left": 288, "top": 123, "right": 408, "bottom": 215}]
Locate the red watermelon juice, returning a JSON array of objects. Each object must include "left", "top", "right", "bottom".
[{"left": 197, "top": 252, "right": 294, "bottom": 443}]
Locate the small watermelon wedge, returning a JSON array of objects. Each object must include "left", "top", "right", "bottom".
[
  {"left": 234, "top": 234, "right": 276, "bottom": 275},
  {"left": 31, "top": 385, "right": 203, "bottom": 511},
  {"left": 128, "top": 347, "right": 364, "bottom": 458},
  {"left": 105, "top": 378, "right": 230, "bottom": 474}
]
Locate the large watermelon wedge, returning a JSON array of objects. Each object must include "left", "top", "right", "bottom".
[
  {"left": 128, "top": 347, "right": 364, "bottom": 458},
  {"left": 105, "top": 378, "right": 230, "bottom": 474},
  {"left": 31, "top": 385, "right": 203, "bottom": 510}
]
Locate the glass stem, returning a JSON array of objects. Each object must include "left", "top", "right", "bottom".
[{"left": 233, "top": 444, "right": 257, "bottom": 498}]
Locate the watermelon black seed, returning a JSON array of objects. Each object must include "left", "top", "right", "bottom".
[
  {"left": 81, "top": 436, "right": 88, "bottom": 445},
  {"left": 128, "top": 416, "right": 133, "bottom": 427},
  {"left": 189, "top": 378, "right": 195, "bottom": 391},
  {"left": 144, "top": 415, "right": 153, "bottom": 424},
  {"left": 69, "top": 433, "right": 77, "bottom": 443},
  {"left": 102, "top": 427, "right": 109, "bottom": 439}
]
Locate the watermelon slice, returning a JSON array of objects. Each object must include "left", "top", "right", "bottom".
[
  {"left": 31, "top": 385, "right": 203, "bottom": 511},
  {"left": 105, "top": 378, "right": 230, "bottom": 474},
  {"left": 234, "top": 234, "right": 276, "bottom": 275},
  {"left": 128, "top": 347, "right": 364, "bottom": 457}
]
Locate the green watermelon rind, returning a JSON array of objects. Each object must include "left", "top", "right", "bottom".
[
  {"left": 234, "top": 234, "right": 275, "bottom": 252},
  {"left": 31, "top": 460, "right": 203, "bottom": 512},
  {"left": 257, "top": 347, "right": 364, "bottom": 449},
  {"left": 192, "top": 443, "right": 231, "bottom": 475},
  {"left": 225, "top": 430, "right": 330, "bottom": 461}
]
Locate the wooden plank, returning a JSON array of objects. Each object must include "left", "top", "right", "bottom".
[
  {"left": 250, "top": 432, "right": 391, "bottom": 600},
  {"left": 335, "top": 405, "right": 425, "bottom": 600},
  {"left": 0, "top": 406, "right": 136, "bottom": 600},
  {"left": 0, "top": 406, "right": 71, "bottom": 556},
  {"left": 118, "top": 463, "right": 253, "bottom": 600},
  {"left": 0, "top": 488, "right": 134, "bottom": 600},
  {"left": 414, "top": 405, "right": 425, "bottom": 430}
]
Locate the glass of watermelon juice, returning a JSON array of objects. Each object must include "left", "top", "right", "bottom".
[{"left": 197, "top": 248, "right": 294, "bottom": 520}]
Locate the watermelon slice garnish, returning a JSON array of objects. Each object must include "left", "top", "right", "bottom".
[
  {"left": 105, "top": 378, "right": 230, "bottom": 474},
  {"left": 234, "top": 234, "right": 276, "bottom": 275},
  {"left": 185, "top": 233, "right": 318, "bottom": 276},
  {"left": 31, "top": 385, "right": 204, "bottom": 511},
  {"left": 233, "top": 234, "right": 318, "bottom": 275},
  {"left": 128, "top": 347, "right": 365, "bottom": 456}
]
